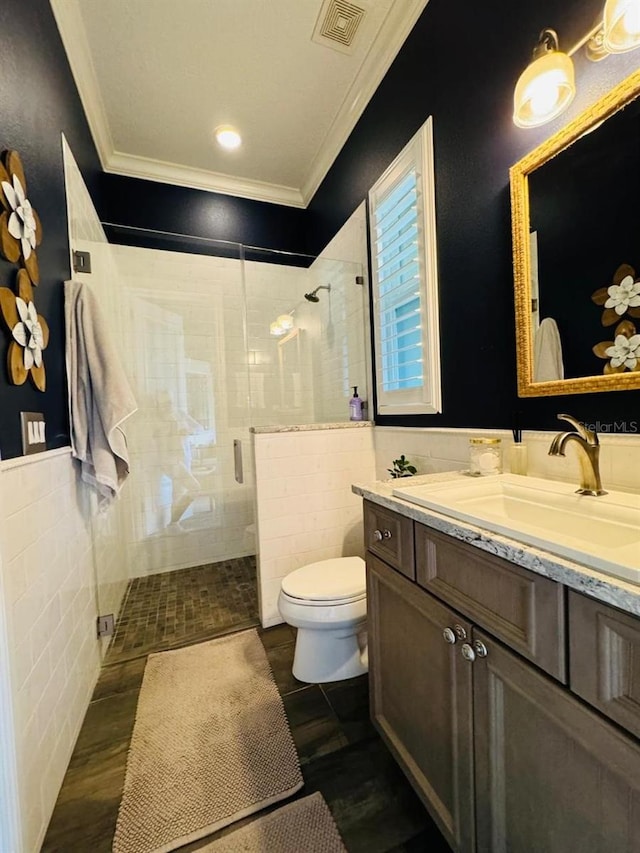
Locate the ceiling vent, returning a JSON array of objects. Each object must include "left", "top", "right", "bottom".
[{"left": 312, "top": 0, "right": 367, "bottom": 54}]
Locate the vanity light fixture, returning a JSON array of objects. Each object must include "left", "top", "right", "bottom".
[
  {"left": 269, "top": 313, "right": 294, "bottom": 336},
  {"left": 602, "top": 0, "right": 640, "bottom": 52},
  {"left": 215, "top": 125, "right": 242, "bottom": 150},
  {"left": 515, "top": 2, "right": 640, "bottom": 127},
  {"left": 276, "top": 313, "right": 294, "bottom": 331},
  {"left": 513, "top": 29, "right": 576, "bottom": 128}
]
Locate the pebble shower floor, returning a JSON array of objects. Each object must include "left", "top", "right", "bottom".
[{"left": 105, "top": 556, "right": 259, "bottom": 664}]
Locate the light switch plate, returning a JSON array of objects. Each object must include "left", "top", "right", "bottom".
[{"left": 20, "top": 412, "right": 46, "bottom": 455}]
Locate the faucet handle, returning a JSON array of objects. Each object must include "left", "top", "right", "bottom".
[{"left": 556, "top": 413, "right": 599, "bottom": 446}]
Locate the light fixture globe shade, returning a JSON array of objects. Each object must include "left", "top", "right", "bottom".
[
  {"left": 513, "top": 50, "right": 575, "bottom": 128},
  {"left": 215, "top": 125, "right": 242, "bottom": 149},
  {"left": 269, "top": 321, "right": 285, "bottom": 336},
  {"left": 603, "top": 0, "right": 640, "bottom": 52},
  {"left": 276, "top": 313, "right": 294, "bottom": 331}
]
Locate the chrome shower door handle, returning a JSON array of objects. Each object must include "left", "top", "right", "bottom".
[{"left": 234, "top": 439, "right": 244, "bottom": 484}]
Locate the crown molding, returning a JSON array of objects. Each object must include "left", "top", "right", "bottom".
[
  {"left": 51, "top": 0, "right": 429, "bottom": 209},
  {"left": 50, "top": 0, "right": 113, "bottom": 168},
  {"left": 300, "top": 0, "right": 431, "bottom": 205},
  {"left": 105, "top": 151, "right": 306, "bottom": 207}
]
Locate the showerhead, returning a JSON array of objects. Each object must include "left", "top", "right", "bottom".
[{"left": 304, "top": 284, "right": 331, "bottom": 303}]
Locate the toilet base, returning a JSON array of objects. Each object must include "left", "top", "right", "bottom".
[{"left": 292, "top": 624, "right": 368, "bottom": 683}]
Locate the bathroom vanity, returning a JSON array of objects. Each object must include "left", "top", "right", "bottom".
[{"left": 355, "top": 475, "right": 640, "bottom": 853}]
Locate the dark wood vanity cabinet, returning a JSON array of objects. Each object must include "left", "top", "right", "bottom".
[
  {"left": 367, "top": 554, "right": 474, "bottom": 850},
  {"left": 569, "top": 589, "right": 640, "bottom": 740},
  {"left": 473, "top": 628, "right": 640, "bottom": 852},
  {"left": 364, "top": 500, "right": 640, "bottom": 853}
]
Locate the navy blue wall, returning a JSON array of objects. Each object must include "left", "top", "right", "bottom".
[
  {"left": 0, "top": 0, "right": 309, "bottom": 459},
  {"left": 1, "top": 0, "right": 639, "bottom": 460},
  {"left": 0, "top": 0, "right": 102, "bottom": 459},
  {"left": 304, "top": 0, "right": 640, "bottom": 431},
  {"left": 99, "top": 174, "right": 309, "bottom": 258}
]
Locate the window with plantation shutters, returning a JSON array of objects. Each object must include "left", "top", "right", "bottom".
[{"left": 369, "top": 118, "right": 441, "bottom": 415}]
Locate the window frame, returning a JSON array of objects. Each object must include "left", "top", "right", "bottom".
[{"left": 368, "top": 117, "right": 442, "bottom": 416}]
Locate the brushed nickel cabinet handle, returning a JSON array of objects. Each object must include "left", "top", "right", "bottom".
[
  {"left": 443, "top": 627, "right": 457, "bottom": 644},
  {"left": 461, "top": 643, "right": 476, "bottom": 662},
  {"left": 383, "top": 529, "right": 392, "bottom": 539},
  {"left": 473, "top": 640, "right": 488, "bottom": 658},
  {"left": 373, "top": 529, "right": 384, "bottom": 542}
]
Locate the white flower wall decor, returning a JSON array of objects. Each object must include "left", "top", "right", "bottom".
[
  {"left": 605, "top": 275, "right": 640, "bottom": 315},
  {"left": 605, "top": 333, "right": 640, "bottom": 370},
  {"left": 591, "top": 263, "right": 640, "bottom": 326},
  {"left": 0, "top": 150, "right": 43, "bottom": 285},
  {"left": 591, "top": 264, "right": 640, "bottom": 374},
  {"left": 593, "top": 319, "right": 640, "bottom": 375},
  {"left": 0, "top": 269, "right": 49, "bottom": 390}
]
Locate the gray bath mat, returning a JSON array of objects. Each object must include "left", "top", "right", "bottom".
[
  {"left": 199, "top": 793, "right": 347, "bottom": 852},
  {"left": 112, "top": 629, "right": 303, "bottom": 853}
]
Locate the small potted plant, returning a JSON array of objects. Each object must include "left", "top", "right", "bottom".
[{"left": 387, "top": 455, "right": 417, "bottom": 479}]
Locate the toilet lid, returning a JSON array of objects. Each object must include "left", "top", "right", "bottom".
[{"left": 281, "top": 557, "right": 366, "bottom": 602}]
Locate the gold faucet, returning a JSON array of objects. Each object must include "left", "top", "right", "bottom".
[{"left": 548, "top": 414, "right": 607, "bottom": 496}]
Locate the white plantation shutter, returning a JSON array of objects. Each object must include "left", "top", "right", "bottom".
[{"left": 369, "top": 118, "right": 441, "bottom": 415}]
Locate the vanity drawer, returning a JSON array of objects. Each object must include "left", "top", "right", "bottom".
[
  {"left": 569, "top": 590, "right": 640, "bottom": 740},
  {"left": 415, "top": 523, "right": 566, "bottom": 682},
  {"left": 364, "top": 500, "right": 415, "bottom": 580}
]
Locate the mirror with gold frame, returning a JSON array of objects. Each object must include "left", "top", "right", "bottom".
[{"left": 510, "top": 67, "right": 640, "bottom": 397}]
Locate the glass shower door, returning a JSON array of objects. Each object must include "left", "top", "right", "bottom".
[{"left": 110, "top": 242, "right": 255, "bottom": 580}]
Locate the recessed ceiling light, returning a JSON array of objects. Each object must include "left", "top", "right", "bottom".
[{"left": 215, "top": 125, "right": 242, "bottom": 150}]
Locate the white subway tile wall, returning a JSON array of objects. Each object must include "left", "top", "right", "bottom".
[
  {"left": 0, "top": 450, "right": 99, "bottom": 853},
  {"left": 373, "top": 427, "right": 640, "bottom": 491},
  {"left": 254, "top": 425, "right": 376, "bottom": 626},
  {"left": 309, "top": 203, "right": 370, "bottom": 424}
]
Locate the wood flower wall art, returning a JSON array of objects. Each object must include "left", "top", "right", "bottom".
[
  {"left": 592, "top": 265, "right": 640, "bottom": 374},
  {"left": 0, "top": 149, "right": 48, "bottom": 392},
  {"left": 0, "top": 269, "right": 49, "bottom": 390},
  {"left": 0, "top": 150, "right": 43, "bottom": 285}
]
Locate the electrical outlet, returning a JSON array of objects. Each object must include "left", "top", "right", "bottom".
[{"left": 20, "top": 412, "right": 46, "bottom": 455}]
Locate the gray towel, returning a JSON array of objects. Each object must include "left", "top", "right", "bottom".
[
  {"left": 534, "top": 317, "right": 564, "bottom": 382},
  {"left": 64, "top": 280, "right": 137, "bottom": 507}
]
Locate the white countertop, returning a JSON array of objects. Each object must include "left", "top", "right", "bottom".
[{"left": 352, "top": 471, "right": 640, "bottom": 618}]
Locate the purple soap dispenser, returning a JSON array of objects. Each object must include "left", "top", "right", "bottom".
[{"left": 349, "top": 386, "right": 363, "bottom": 421}]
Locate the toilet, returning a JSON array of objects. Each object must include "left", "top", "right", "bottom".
[{"left": 278, "top": 556, "right": 368, "bottom": 684}]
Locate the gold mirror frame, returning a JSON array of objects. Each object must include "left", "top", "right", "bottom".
[{"left": 510, "top": 67, "right": 640, "bottom": 397}]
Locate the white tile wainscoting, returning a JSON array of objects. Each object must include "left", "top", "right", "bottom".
[
  {"left": 0, "top": 448, "right": 100, "bottom": 853},
  {"left": 253, "top": 424, "right": 376, "bottom": 626},
  {"left": 373, "top": 426, "right": 640, "bottom": 493}
]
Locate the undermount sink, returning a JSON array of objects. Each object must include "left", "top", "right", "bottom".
[{"left": 392, "top": 474, "right": 640, "bottom": 584}]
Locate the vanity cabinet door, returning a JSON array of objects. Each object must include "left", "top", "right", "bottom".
[
  {"left": 473, "top": 629, "right": 640, "bottom": 853},
  {"left": 569, "top": 589, "right": 640, "bottom": 740},
  {"left": 367, "top": 554, "right": 474, "bottom": 852}
]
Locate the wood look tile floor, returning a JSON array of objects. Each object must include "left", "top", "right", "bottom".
[{"left": 42, "top": 623, "right": 450, "bottom": 852}]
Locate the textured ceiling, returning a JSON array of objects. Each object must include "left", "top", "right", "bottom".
[{"left": 51, "top": 0, "right": 429, "bottom": 205}]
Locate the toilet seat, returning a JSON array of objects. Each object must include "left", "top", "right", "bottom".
[{"left": 281, "top": 556, "right": 365, "bottom": 606}]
